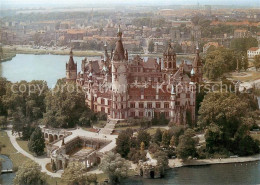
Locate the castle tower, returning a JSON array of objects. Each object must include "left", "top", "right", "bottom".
[
  {"left": 189, "top": 68, "right": 197, "bottom": 124},
  {"left": 162, "top": 44, "right": 177, "bottom": 81},
  {"left": 170, "top": 85, "right": 176, "bottom": 123},
  {"left": 66, "top": 49, "right": 77, "bottom": 83},
  {"left": 111, "top": 26, "right": 128, "bottom": 120},
  {"left": 193, "top": 47, "right": 203, "bottom": 83},
  {"left": 163, "top": 44, "right": 176, "bottom": 71}
]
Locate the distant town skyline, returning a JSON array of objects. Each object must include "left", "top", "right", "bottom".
[{"left": 2, "top": 0, "right": 260, "bottom": 9}]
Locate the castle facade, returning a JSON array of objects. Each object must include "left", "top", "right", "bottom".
[{"left": 66, "top": 28, "right": 202, "bottom": 125}]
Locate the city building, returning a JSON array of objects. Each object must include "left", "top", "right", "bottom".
[{"left": 247, "top": 47, "right": 260, "bottom": 59}]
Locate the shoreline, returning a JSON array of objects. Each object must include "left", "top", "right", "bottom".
[
  {"left": 169, "top": 154, "right": 260, "bottom": 168},
  {"left": 3, "top": 45, "right": 196, "bottom": 59}
]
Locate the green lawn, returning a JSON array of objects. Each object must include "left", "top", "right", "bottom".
[
  {"left": 16, "top": 138, "right": 33, "bottom": 155},
  {"left": 0, "top": 130, "right": 32, "bottom": 168},
  {"left": 147, "top": 128, "right": 166, "bottom": 135},
  {"left": 115, "top": 126, "right": 140, "bottom": 131}
]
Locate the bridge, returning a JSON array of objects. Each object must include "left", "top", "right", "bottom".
[{"left": 1, "top": 169, "right": 13, "bottom": 174}]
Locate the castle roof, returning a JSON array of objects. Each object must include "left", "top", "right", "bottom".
[{"left": 113, "top": 26, "right": 125, "bottom": 61}]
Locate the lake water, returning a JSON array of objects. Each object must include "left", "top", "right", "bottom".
[
  {"left": 0, "top": 155, "right": 15, "bottom": 185},
  {"left": 0, "top": 54, "right": 99, "bottom": 87},
  {"left": 1, "top": 54, "right": 260, "bottom": 184},
  {"left": 123, "top": 161, "right": 260, "bottom": 185}
]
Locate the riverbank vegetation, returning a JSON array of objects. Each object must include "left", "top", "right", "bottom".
[{"left": 0, "top": 47, "right": 16, "bottom": 62}]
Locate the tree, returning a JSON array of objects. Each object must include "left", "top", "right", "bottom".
[
  {"left": 199, "top": 92, "right": 259, "bottom": 156},
  {"left": 231, "top": 37, "right": 258, "bottom": 53},
  {"left": 0, "top": 116, "right": 7, "bottom": 129},
  {"left": 28, "top": 127, "right": 45, "bottom": 156},
  {"left": 43, "top": 79, "right": 92, "bottom": 128},
  {"left": 169, "top": 126, "right": 184, "bottom": 146},
  {"left": 153, "top": 150, "right": 169, "bottom": 176},
  {"left": 241, "top": 55, "right": 249, "bottom": 71},
  {"left": 21, "top": 125, "right": 35, "bottom": 140},
  {"left": 61, "top": 162, "right": 97, "bottom": 185},
  {"left": 148, "top": 40, "right": 155, "bottom": 53},
  {"left": 203, "top": 47, "right": 239, "bottom": 80},
  {"left": 254, "top": 55, "right": 260, "bottom": 71},
  {"left": 176, "top": 129, "right": 197, "bottom": 160},
  {"left": 13, "top": 160, "right": 47, "bottom": 185},
  {"left": 137, "top": 130, "right": 151, "bottom": 148},
  {"left": 161, "top": 130, "right": 170, "bottom": 147},
  {"left": 153, "top": 128, "right": 162, "bottom": 144},
  {"left": 170, "top": 136, "right": 175, "bottom": 147},
  {"left": 198, "top": 92, "right": 248, "bottom": 129},
  {"left": 99, "top": 152, "right": 130, "bottom": 184},
  {"left": 33, "top": 33, "right": 41, "bottom": 46},
  {"left": 116, "top": 129, "right": 132, "bottom": 158},
  {"left": 205, "top": 124, "right": 225, "bottom": 154}
]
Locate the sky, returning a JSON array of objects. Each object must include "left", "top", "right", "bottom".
[{"left": 2, "top": 0, "right": 260, "bottom": 8}]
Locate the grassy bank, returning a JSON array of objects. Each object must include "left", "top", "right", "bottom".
[
  {"left": 0, "top": 130, "right": 32, "bottom": 168},
  {"left": 1, "top": 48, "right": 16, "bottom": 62},
  {"left": 16, "top": 138, "right": 33, "bottom": 155}
]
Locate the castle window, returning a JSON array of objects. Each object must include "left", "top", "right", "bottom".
[
  {"left": 165, "top": 112, "right": 169, "bottom": 117},
  {"left": 156, "top": 103, "right": 161, "bottom": 108},
  {"left": 101, "top": 99, "right": 105, "bottom": 104},
  {"left": 186, "top": 94, "right": 190, "bottom": 98},
  {"left": 139, "top": 103, "right": 144, "bottom": 108},
  {"left": 147, "top": 103, "right": 152, "bottom": 108},
  {"left": 139, "top": 112, "right": 143, "bottom": 117},
  {"left": 130, "top": 112, "right": 135, "bottom": 117},
  {"left": 164, "top": 103, "right": 169, "bottom": 108},
  {"left": 101, "top": 107, "right": 105, "bottom": 112},
  {"left": 130, "top": 103, "right": 135, "bottom": 108},
  {"left": 121, "top": 105, "right": 124, "bottom": 109}
]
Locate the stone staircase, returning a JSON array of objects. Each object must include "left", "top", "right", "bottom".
[{"left": 99, "top": 120, "right": 117, "bottom": 135}]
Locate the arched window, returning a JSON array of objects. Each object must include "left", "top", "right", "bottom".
[{"left": 169, "top": 62, "right": 172, "bottom": 68}]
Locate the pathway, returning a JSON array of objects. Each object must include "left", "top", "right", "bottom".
[
  {"left": 99, "top": 120, "right": 117, "bottom": 135},
  {"left": 5, "top": 130, "right": 62, "bottom": 178}
]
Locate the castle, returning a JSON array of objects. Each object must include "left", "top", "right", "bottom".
[{"left": 66, "top": 27, "right": 202, "bottom": 125}]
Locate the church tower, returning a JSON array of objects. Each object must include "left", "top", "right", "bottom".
[
  {"left": 111, "top": 26, "right": 129, "bottom": 119},
  {"left": 66, "top": 49, "right": 77, "bottom": 83}
]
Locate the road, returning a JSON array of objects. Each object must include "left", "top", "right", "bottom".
[{"left": 5, "top": 130, "right": 62, "bottom": 178}]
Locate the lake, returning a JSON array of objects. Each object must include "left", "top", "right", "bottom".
[
  {"left": 123, "top": 161, "right": 260, "bottom": 185},
  {"left": 0, "top": 155, "right": 15, "bottom": 185},
  {"left": 0, "top": 54, "right": 99, "bottom": 87},
  {"left": 0, "top": 54, "right": 260, "bottom": 184}
]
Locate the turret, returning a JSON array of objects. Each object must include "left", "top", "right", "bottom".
[
  {"left": 170, "top": 85, "right": 177, "bottom": 123},
  {"left": 163, "top": 43, "right": 176, "bottom": 71},
  {"left": 111, "top": 25, "right": 129, "bottom": 120},
  {"left": 66, "top": 49, "right": 77, "bottom": 83},
  {"left": 193, "top": 47, "right": 203, "bottom": 83}
]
